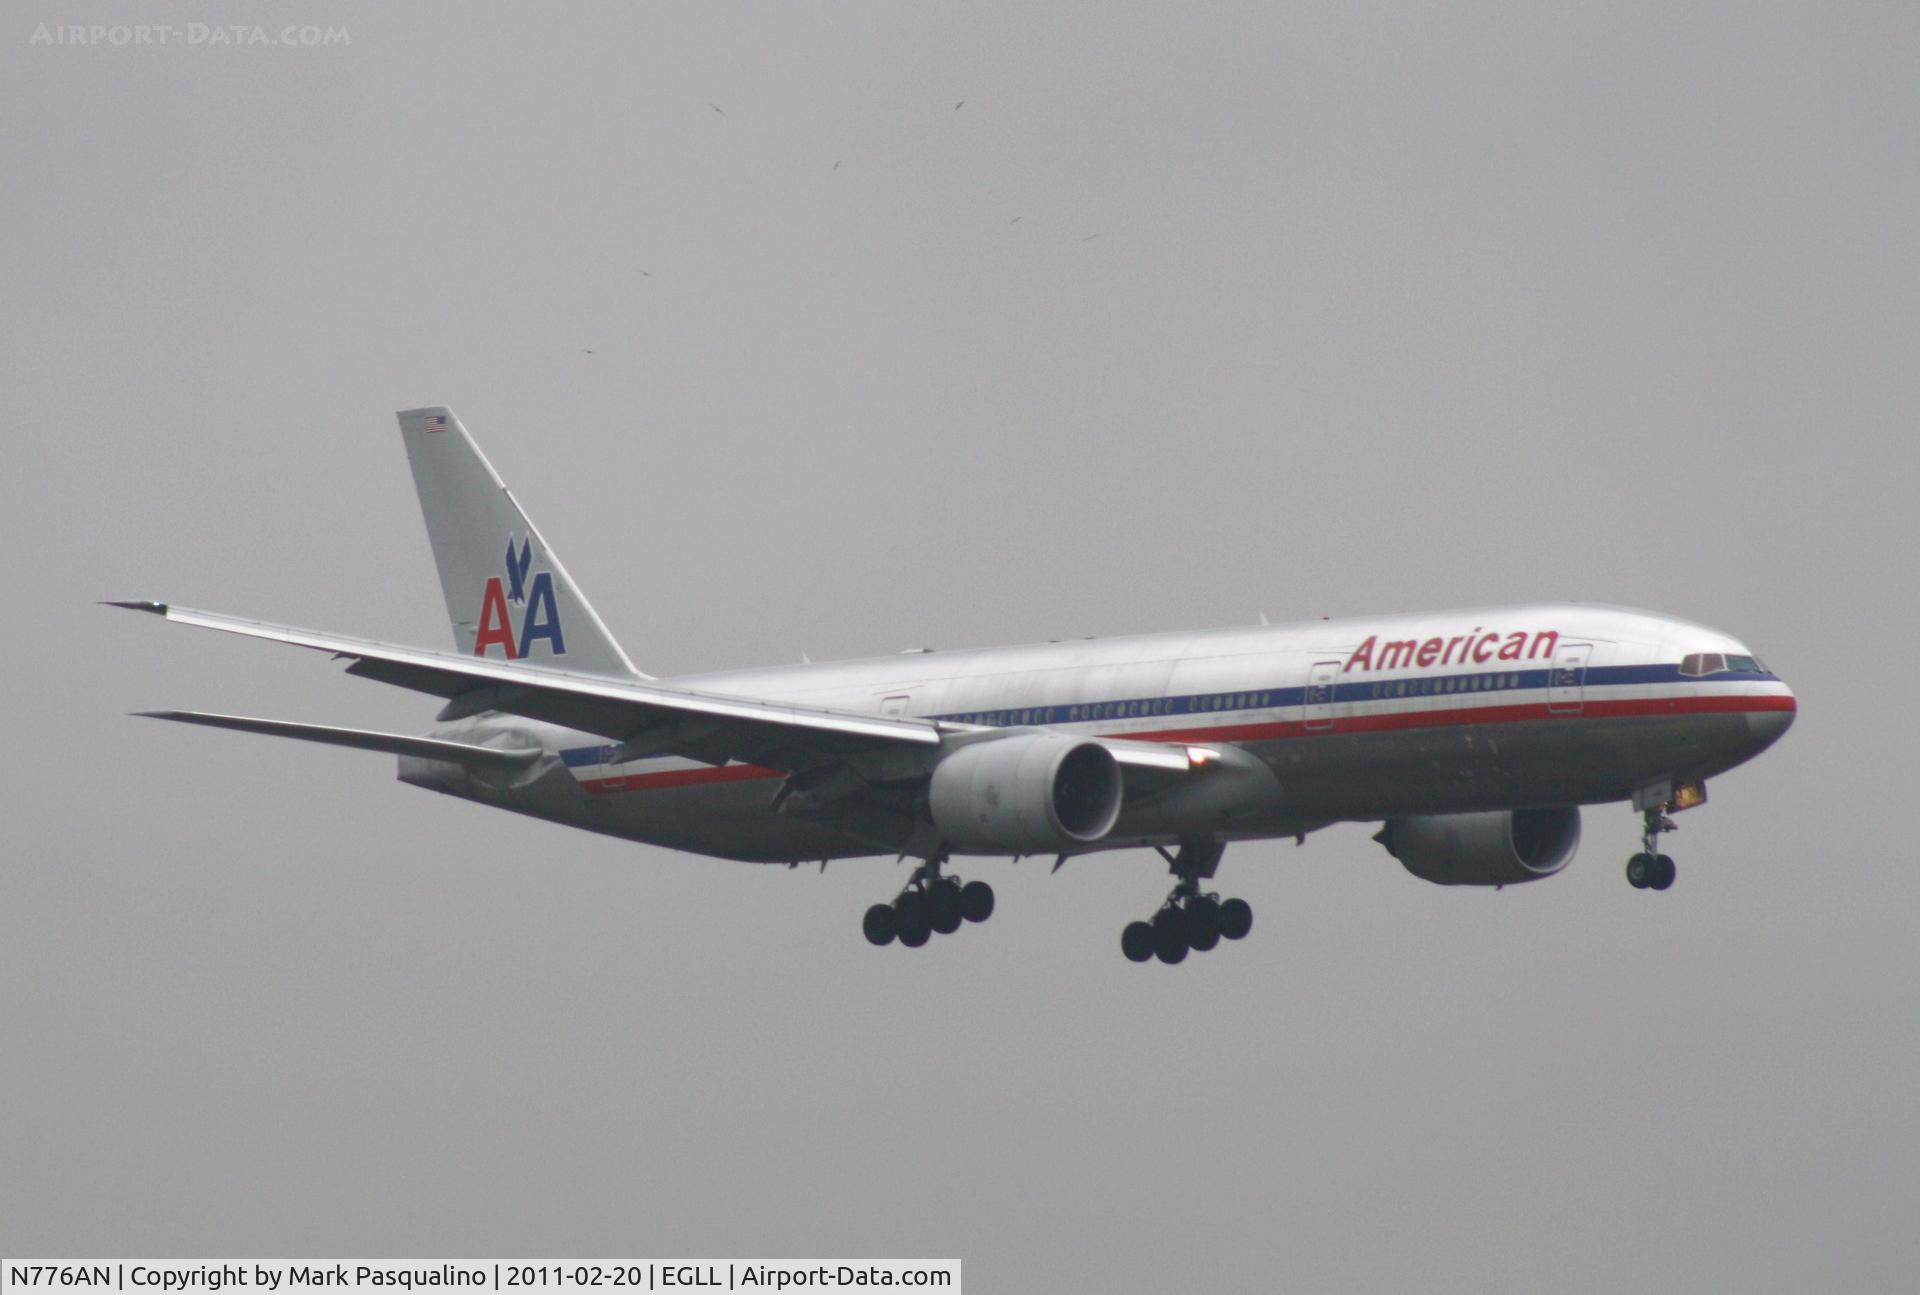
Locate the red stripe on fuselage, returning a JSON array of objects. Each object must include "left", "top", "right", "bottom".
[
  {"left": 580, "top": 762, "right": 782, "bottom": 794},
  {"left": 1127, "top": 691, "right": 1796, "bottom": 746},
  {"left": 573, "top": 692, "right": 1794, "bottom": 795}
]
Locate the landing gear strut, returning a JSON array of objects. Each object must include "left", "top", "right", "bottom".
[
  {"left": 1121, "top": 839, "right": 1252, "bottom": 965},
  {"left": 1626, "top": 805, "right": 1678, "bottom": 891},
  {"left": 863, "top": 855, "right": 995, "bottom": 948}
]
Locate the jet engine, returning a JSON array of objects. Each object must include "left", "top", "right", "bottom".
[
  {"left": 929, "top": 732, "right": 1124, "bottom": 854},
  {"left": 1375, "top": 806, "right": 1581, "bottom": 886}
]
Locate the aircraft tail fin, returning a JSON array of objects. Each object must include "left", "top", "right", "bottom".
[{"left": 396, "top": 407, "right": 647, "bottom": 680}]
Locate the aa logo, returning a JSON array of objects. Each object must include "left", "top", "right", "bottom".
[{"left": 473, "top": 535, "right": 566, "bottom": 659}]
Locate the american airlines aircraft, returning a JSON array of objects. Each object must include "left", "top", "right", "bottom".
[{"left": 115, "top": 408, "right": 1797, "bottom": 963}]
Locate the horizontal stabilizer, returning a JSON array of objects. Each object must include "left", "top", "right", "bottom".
[{"left": 133, "top": 710, "right": 543, "bottom": 771}]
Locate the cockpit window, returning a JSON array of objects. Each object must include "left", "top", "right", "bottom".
[
  {"left": 1679, "top": 652, "right": 1725, "bottom": 677},
  {"left": 1680, "top": 652, "right": 1767, "bottom": 676}
]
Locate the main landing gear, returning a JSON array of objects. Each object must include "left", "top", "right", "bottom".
[
  {"left": 1121, "top": 839, "right": 1252, "bottom": 965},
  {"left": 1626, "top": 804, "right": 1678, "bottom": 891},
  {"left": 862, "top": 856, "right": 994, "bottom": 948}
]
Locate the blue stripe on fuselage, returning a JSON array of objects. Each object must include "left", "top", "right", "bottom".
[
  {"left": 926, "top": 663, "right": 1773, "bottom": 729},
  {"left": 554, "top": 663, "right": 1777, "bottom": 766}
]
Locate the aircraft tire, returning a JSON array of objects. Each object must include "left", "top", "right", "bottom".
[
  {"left": 1626, "top": 853, "right": 1652, "bottom": 888},
  {"left": 929, "top": 881, "right": 964, "bottom": 935},
  {"left": 1218, "top": 897, "right": 1253, "bottom": 941},
  {"left": 1121, "top": 921, "right": 1156, "bottom": 963},
  {"left": 1649, "top": 854, "right": 1677, "bottom": 890},
  {"left": 1184, "top": 897, "right": 1221, "bottom": 952},
  {"left": 960, "top": 880, "right": 995, "bottom": 923},
  {"left": 1152, "top": 908, "right": 1188, "bottom": 964},
  {"left": 895, "top": 892, "right": 932, "bottom": 947},
  {"left": 862, "top": 903, "right": 897, "bottom": 946}
]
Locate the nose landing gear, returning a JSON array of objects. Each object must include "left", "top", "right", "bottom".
[
  {"left": 862, "top": 855, "right": 994, "bottom": 948},
  {"left": 1121, "top": 839, "right": 1252, "bottom": 964},
  {"left": 1626, "top": 804, "right": 1678, "bottom": 891}
]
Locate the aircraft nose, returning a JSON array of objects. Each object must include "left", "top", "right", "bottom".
[{"left": 1747, "top": 689, "right": 1796, "bottom": 748}]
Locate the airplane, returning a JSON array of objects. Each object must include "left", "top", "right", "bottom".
[{"left": 112, "top": 407, "right": 1797, "bottom": 964}]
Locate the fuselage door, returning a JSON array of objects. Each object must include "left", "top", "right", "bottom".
[
  {"left": 1304, "top": 661, "right": 1341, "bottom": 732},
  {"left": 1548, "top": 643, "right": 1592, "bottom": 714}
]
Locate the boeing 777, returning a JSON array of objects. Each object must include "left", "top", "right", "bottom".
[{"left": 112, "top": 408, "right": 1796, "bottom": 963}]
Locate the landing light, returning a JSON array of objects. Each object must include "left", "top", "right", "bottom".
[
  {"left": 1186, "top": 746, "right": 1222, "bottom": 768},
  {"left": 1669, "top": 781, "right": 1708, "bottom": 811}
]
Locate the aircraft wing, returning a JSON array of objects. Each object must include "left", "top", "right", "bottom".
[
  {"left": 110, "top": 601, "right": 946, "bottom": 770},
  {"left": 111, "top": 602, "right": 1208, "bottom": 781}
]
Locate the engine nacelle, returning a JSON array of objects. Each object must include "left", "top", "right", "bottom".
[
  {"left": 1377, "top": 807, "right": 1581, "bottom": 886},
  {"left": 928, "top": 732, "right": 1124, "bottom": 854}
]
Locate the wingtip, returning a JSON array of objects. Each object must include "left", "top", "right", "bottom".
[{"left": 102, "top": 600, "right": 168, "bottom": 615}]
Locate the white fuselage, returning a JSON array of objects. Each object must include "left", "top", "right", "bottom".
[{"left": 401, "top": 602, "right": 1796, "bottom": 864}]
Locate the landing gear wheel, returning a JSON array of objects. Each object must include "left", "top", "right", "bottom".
[
  {"left": 1133, "top": 838, "right": 1239, "bottom": 963},
  {"left": 929, "top": 880, "right": 964, "bottom": 935},
  {"left": 1626, "top": 853, "right": 1652, "bottom": 889},
  {"left": 862, "top": 903, "right": 897, "bottom": 946},
  {"left": 1631, "top": 803, "right": 1680, "bottom": 892},
  {"left": 1151, "top": 908, "right": 1188, "bottom": 964},
  {"left": 1184, "top": 897, "right": 1221, "bottom": 952},
  {"left": 1649, "top": 854, "right": 1677, "bottom": 890},
  {"left": 894, "top": 891, "right": 932, "bottom": 947},
  {"left": 959, "top": 879, "right": 995, "bottom": 923}
]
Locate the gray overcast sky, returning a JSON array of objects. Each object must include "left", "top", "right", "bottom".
[{"left": 4, "top": 2, "right": 1917, "bottom": 1288}]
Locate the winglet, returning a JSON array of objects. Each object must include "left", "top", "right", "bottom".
[{"left": 103, "top": 600, "right": 169, "bottom": 615}]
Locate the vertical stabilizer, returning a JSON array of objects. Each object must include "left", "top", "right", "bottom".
[{"left": 396, "top": 407, "right": 646, "bottom": 680}]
